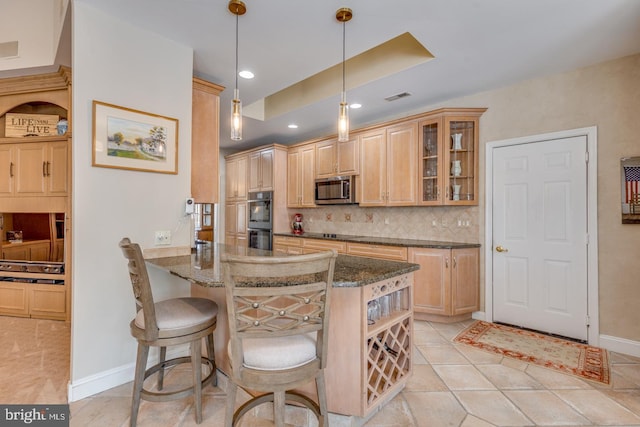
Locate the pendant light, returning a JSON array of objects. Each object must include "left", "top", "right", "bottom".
[
  {"left": 229, "top": 0, "right": 246, "bottom": 141},
  {"left": 336, "top": 7, "right": 352, "bottom": 142}
]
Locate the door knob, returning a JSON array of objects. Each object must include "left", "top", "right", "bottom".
[{"left": 495, "top": 245, "right": 508, "bottom": 253}]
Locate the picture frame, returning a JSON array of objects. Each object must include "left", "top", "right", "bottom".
[
  {"left": 92, "top": 100, "right": 178, "bottom": 174},
  {"left": 621, "top": 156, "right": 640, "bottom": 224}
]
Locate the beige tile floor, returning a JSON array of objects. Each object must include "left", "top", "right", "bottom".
[{"left": 3, "top": 316, "right": 640, "bottom": 426}]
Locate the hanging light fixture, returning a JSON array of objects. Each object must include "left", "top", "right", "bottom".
[
  {"left": 229, "top": 0, "right": 246, "bottom": 141},
  {"left": 336, "top": 7, "right": 352, "bottom": 142}
]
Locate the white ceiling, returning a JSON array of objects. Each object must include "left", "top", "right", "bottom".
[{"left": 3, "top": 0, "right": 640, "bottom": 151}]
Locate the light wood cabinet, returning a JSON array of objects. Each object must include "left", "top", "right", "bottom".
[
  {"left": 225, "top": 154, "right": 248, "bottom": 201},
  {"left": 287, "top": 143, "right": 316, "bottom": 208},
  {"left": 315, "top": 136, "right": 359, "bottom": 178},
  {"left": 191, "top": 78, "right": 223, "bottom": 204},
  {"left": 0, "top": 139, "right": 68, "bottom": 198},
  {"left": 0, "top": 281, "right": 65, "bottom": 320},
  {"left": 302, "top": 238, "right": 346, "bottom": 254},
  {"left": 224, "top": 202, "right": 247, "bottom": 247},
  {"left": 346, "top": 242, "right": 407, "bottom": 261},
  {"left": 419, "top": 109, "right": 485, "bottom": 205},
  {"left": 409, "top": 247, "right": 479, "bottom": 322},
  {"left": 2, "top": 240, "right": 50, "bottom": 261},
  {"left": 359, "top": 122, "right": 418, "bottom": 206},
  {"left": 272, "top": 235, "right": 303, "bottom": 255},
  {"left": 248, "top": 148, "right": 274, "bottom": 192}
]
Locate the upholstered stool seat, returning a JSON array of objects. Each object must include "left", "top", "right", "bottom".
[{"left": 120, "top": 238, "right": 217, "bottom": 427}]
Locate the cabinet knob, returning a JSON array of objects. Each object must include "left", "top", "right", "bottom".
[{"left": 9, "top": 162, "right": 14, "bottom": 177}]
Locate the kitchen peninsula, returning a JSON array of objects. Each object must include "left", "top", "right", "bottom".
[{"left": 146, "top": 243, "right": 419, "bottom": 420}]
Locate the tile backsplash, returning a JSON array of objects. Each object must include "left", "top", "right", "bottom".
[{"left": 285, "top": 205, "right": 480, "bottom": 243}]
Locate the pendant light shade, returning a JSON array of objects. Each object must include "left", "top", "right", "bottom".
[
  {"left": 336, "top": 7, "right": 352, "bottom": 142},
  {"left": 229, "top": 0, "right": 246, "bottom": 141}
]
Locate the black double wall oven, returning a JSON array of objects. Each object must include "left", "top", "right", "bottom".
[{"left": 247, "top": 191, "right": 272, "bottom": 250}]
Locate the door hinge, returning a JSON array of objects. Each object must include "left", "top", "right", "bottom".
[
  {"left": 585, "top": 151, "right": 589, "bottom": 163},
  {"left": 585, "top": 233, "right": 589, "bottom": 245},
  {"left": 586, "top": 315, "right": 590, "bottom": 327}
]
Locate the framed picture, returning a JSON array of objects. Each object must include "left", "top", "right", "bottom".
[
  {"left": 92, "top": 100, "right": 178, "bottom": 174},
  {"left": 621, "top": 156, "right": 640, "bottom": 224}
]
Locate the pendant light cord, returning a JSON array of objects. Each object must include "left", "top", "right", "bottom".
[
  {"left": 342, "top": 20, "right": 346, "bottom": 94},
  {"left": 235, "top": 13, "right": 239, "bottom": 92}
]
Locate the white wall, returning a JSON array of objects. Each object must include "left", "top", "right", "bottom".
[{"left": 70, "top": 1, "right": 194, "bottom": 400}]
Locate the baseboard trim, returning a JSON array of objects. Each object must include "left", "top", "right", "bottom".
[
  {"left": 68, "top": 362, "right": 135, "bottom": 402},
  {"left": 67, "top": 345, "right": 189, "bottom": 402},
  {"left": 599, "top": 334, "right": 640, "bottom": 358}
]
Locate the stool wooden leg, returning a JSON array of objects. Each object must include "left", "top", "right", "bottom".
[
  {"left": 130, "top": 344, "right": 149, "bottom": 427},
  {"left": 205, "top": 333, "right": 217, "bottom": 386},
  {"left": 316, "top": 372, "right": 328, "bottom": 427},
  {"left": 157, "top": 346, "right": 167, "bottom": 390},
  {"left": 274, "top": 391, "right": 285, "bottom": 427},
  {"left": 191, "top": 339, "right": 203, "bottom": 423},
  {"left": 225, "top": 382, "right": 237, "bottom": 427}
]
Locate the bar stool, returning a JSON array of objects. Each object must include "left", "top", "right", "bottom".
[
  {"left": 119, "top": 237, "right": 218, "bottom": 426},
  {"left": 220, "top": 250, "right": 337, "bottom": 427}
]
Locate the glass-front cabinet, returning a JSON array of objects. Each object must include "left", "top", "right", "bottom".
[{"left": 419, "top": 109, "right": 484, "bottom": 206}]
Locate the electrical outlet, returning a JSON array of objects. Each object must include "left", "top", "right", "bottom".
[{"left": 154, "top": 230, "right": 171, "bottom": 245}]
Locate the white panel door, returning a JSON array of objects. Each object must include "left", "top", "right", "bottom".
[{"left": 492, "top": 136, "right": 588, "bottom": 340}]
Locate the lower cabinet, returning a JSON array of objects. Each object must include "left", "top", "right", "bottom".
[
  {"left": 224, "top": 202, "right": 247, "bottom": 247},
  {"left": 273, "top": 235, "right": 303, "bottom": 255},
  {"left": 409, "top": 247, "right": 479, "bottom": 322},
  {"left": 0, "top": 281, "right": 66, "bottom": 320},
  {"left": 324, "top": 273, "right": 413, "bottom": 417},
  {"left": 2, "top": 240, "right": 51, "bottom": 261}
]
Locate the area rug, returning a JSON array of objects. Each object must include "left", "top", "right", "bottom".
[{"left": 453, "top": 321, "right": 610, "bottom": 384}]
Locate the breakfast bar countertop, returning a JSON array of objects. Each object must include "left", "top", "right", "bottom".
[
  {"left": 273, "top": 231, "right": 481, "bottom": 249},
  {"left": 145, "top": 242, "right": 419, "bottom": 288}
]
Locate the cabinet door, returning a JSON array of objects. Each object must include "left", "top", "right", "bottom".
[
  {"left": 3, "top": 244, "right": 29, "bottom": 260},
  {"left": 299, "top": 145, "right": 316, "bottom": 207},
  {"left": 0, "top": 283, "right": 29, "bottom": 317},
  {"left": 315, "top": 139, "right": 337, "bottom": 178},
  {"left": 236, "top": 202, "right": 247, "bottom": 234},
  {"left": 419, "top": 118, "right": 444, "bottom": 205},
  {"left": 451, "top": 248, "right": 479, "bottom": 315},
  {"left": 248, "top": 151, "right": 261, "bottom": 192},
  {"left": 358, "top": 130, "right": 386, "bottom": 206},
  {"left": 444, "top": 116, "right": 479, "bottom": 205},
  {"left": 0, "top": 145, "right": 14, "bottom": 195},
  {"left": 386, "top": 122, "right": 418, "bottom": 206},
  {"left": 29, "top": 286, "right": 66, "bottom": 320},
  {"left": 287, "top": 149, "right": 301, "bottom": 207},
  {"left": 226, "top": 158, "right": 238, "bottom": 199},
  {"left": 409, "top": 248, "right": 450, "bottom": 316},
  {"left": 30, "top": 242, "right": 51, "bottom": 261},
  {"left": 191, "top": 80, "right": 221, "bottom": 204},
  {"left": 14, "top": 143, "right": 47, "bottom": 195},
  {"left": 236, "top": 156, "right": 248, "bottom": 200},
  {"left": 225, "top": 203, "right": 238, "bottom": 234},
  {"left": 337, "top": 136, "right": 359, "bottom": 176},
  {"left": 260, "top": 149, "right": 274, "bottom": 190},
  {"left": 47, "top": 141, "right": 68, "bottom": 195}
]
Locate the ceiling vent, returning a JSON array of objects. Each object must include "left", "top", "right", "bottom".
[
  {"left": 0, "top": 41, "right": 18, "bottom": 59},
  {"left": 385, "top": 92, "right": 412, "bottom": 102}
]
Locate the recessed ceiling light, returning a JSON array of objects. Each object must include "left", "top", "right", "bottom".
[
  {"left": 350, "top": 103, "right": 362, "bottom": 109},
  {"left": 239, "top": 70, "right": 254, "bottom": 79},
  {"left": 288, "top": 124, "right": 298, "bottom": 129}
]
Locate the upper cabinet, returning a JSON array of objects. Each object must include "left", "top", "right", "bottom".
[
  {"left": 315, "top": 136, "right": 359, "bottom": 179},
  {"left": 1, "top": 141, "right": 69, "bottom": 197},
  {"left": 248, "top": 148, "right": 274, "bottom": 192},
  {"left": 419, "top": 109, "right": 485, "bottom": 206},
  {"left": 191, "top": 78, "right": 224, "bottom": 204},
  {"left": 287, "top": 143, "right": 316, "bottom": 208},
  {"left": 359, "top": 121, "right": 419, "bottom": 207},
  {"left": 225, "top": 154, "right": 248, "bottom": 201}
]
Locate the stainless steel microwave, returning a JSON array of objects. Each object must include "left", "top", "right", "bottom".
[{"left": 314, "top": 176, "right": 357, "bottom": 205}]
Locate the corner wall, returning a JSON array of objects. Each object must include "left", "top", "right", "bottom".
[{"left": 70, "top": 1, "right": 194, "bottom": 400}]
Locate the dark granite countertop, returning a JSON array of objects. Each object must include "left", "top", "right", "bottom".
[
  {"left": 273, "top": 231, "right": 481, "bottom": 249},
  {"left": 146, "top": 243, "right": 419, "bottom": 288}
]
